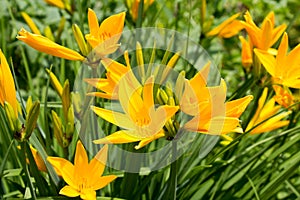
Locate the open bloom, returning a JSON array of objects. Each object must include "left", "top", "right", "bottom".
[
  {"left": 17, "top": 28, "right": 85, "bottom": 61},
  {"left": 206, "top": 13, "right": 244, "bottom": 38},
  {"left": 92, "top": 74, "right": 179, "bottom": 150},
  {"left": 241, "top": 11, "right": 286, "bottom": 50},
  {"left": 85, "top": 9, "right": 125, "bottom": 58},
  {"left": 85, "top": 54, "right": 132, "bottom": 99},
  {"left": 0, "top": 50, "right": 18, "bottom": 117},
  {"left": 180, "top": 62, "right": 253, "bottom": 135},
  {"left": 246, "top": 87, "right": 291, "bottom": 134},
  {"left": 47, "top": 141, "right": 117, "bottom": 200},
  {"left": 254, "top": 33, "right": 300, "bottom": 88}
]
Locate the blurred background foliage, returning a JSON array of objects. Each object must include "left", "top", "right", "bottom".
[{"left": 1, "top": 0, "right": 300, "bottom": 199}]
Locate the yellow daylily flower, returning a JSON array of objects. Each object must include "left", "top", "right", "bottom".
[
  {"left": 254, "top": 32, "right": 300, "bottom": 88},
  {"left": 241, "top": 11, "right": 286, "bottom": 50},
  {"left": 85, "top": 56, "right": 132, "bottom": 99},
  {"left": 126, "top": 0, "right": 155, "bottom": 22},
  {"left": 0, "top": 50, "right": 18, "bottom": 117},
  {"left": 206, "top": 13, "right": 244, "bottom": 38},
  {"left": 85, "top": 9, "right": 125, "bottom": 58},
  {"left": 273, "top": 85, "right": 295, "bottom": 109},
  {"left": 92, "top": 75, "right": 179, "bottom": 150},
  {"left": 246, "top": 87, "right": 291, "bottom": 134},
  {"left": 47, "top": 141, "right": 117, "bottom": 200},
  {"left": 17, "top": 28, "right": 85, "bottom": 61},
  {"left": 181, "top": 62, "right": 253, "bottom": 135},
  {"left": 44, "top": 0, "right": 65, "bottom": 9},
  {"left": 21, "top": 12, "right": 41, "bottom": 35}
]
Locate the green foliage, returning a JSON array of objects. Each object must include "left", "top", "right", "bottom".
[{"left": 1, "top": 0, "right": 300, "bottom": 199}]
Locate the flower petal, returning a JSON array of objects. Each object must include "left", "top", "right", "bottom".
[
  {"left": 91, "top": 175, "right": 117, "bottom": 190},
  {"left": 91, "top": 106, "right": 135, "bottom": 130},
  {"left": 0, "top": 50, "right": 17, "bottom": 117},
  {"left": 59, "top": 185, "right": 80, "bottom": 198},
  {"left": 47, "top": 157, "right": 76, "bottom": 188},
  {"left": 93, "top": 130, "right": 141, "bottom": 144},
  {"left": 135, "top": 130, "right": 165, "bottom": 149},
  {"left": 254, "top": 48, "right": 276, "bottom": 77},
  {"left": 74, "top": 141, "right": 89, "bottom": 179}
]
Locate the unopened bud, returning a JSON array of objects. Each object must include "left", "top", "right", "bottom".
[{"left": 24, "top": 101, "right": 40, "bottom": 141}]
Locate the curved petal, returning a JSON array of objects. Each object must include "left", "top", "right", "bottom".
[
  {"left": 47, "top": 157, "right": 76, "bottom": 188},
  {"left": 93, "top": 130, "right": 141, "bottom": 144},
  {"left": 98, "top": 12, "right": 125, "bottom": 43},
  {"left": 135, "top": 130, "right": 165, "bottom": 149},
  {"left": 254, "top": 48, "right": 276, "bottom": 77},
  {"left": 91, "top": 175, "right": 117, "bottom": 190},
  {"left": 226, "top": 95, "right": 253, "bottom": 118},
  {"left": 91, "top": 106, "right": 135, "bottom": 130},
  {"left": 59, "top": 185, "right": 80, "bottom": 198}
]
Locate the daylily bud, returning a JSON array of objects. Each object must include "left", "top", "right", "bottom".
[
  {"left": 175, "top": 71, "right": 185, "bottom": 102},
  {"left": 21, "top": 12, "right": 41, "bottom": 35},
  {"left": 24, "top": 101, "right": 40, "bottom": 141},
  {"left": 52, "top": 110, "right": 68, "bottom": 148},
  {"left": 72, "top": 24, "right": 89, "bottom": 56},
  {"left": 46, "top": 68, "right": 63, "bottom": 98},
  {"left": 62, "top": 80, "right": 70, "bottom": 120},
  {"left": 159, "top": 88, "right": 169, "bottom": 104},
  {"left": 26, "top": 96, "right": 33, "bottom": 115},
  {"left": 72, "top": 92, "right": 82, "bottom": 116},
  {"left": 4, "top": 102, "right": 19, "bottom": 133},
  {"left": 160, "top": 52, "right": 180, "bottom": 84},
  {"left": 165, "top": 82, "right": 174, "bottom": 98},
  {"left": 65, "top": 105, "right": 74, "bottom": 138},
  {"left": 44, "top": 26, "right": 55, "bottom": 41},
  {"left": 56, "top": 17, "right": 66, "bottom": 41},
  {"left": 136, "top": 42, "right": 145, "bottom": 82}
]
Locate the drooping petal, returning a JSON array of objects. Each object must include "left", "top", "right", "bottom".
[
  {"left": 59, "top": 185, "right": 80, "bottom": 198},
  {"left": 93, "top": 130, "right": 141, "bottom": 144},
  {"left": 135, "top": 130, "right": 165, "bottom": 150},
  {"left": 17, "top": 28, "right": 85, "bottom": 61}
]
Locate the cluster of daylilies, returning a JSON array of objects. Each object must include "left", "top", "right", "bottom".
[{"left": 1, "top": 0, "right": 299, "bottom": 199}]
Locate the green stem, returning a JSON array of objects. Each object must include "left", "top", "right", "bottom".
[
  {"left": 20, "top": 142, "right": 37, "bottom": 199},
  {"left": 167, "top": 141, "right": 177, "bottom": 200}
]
